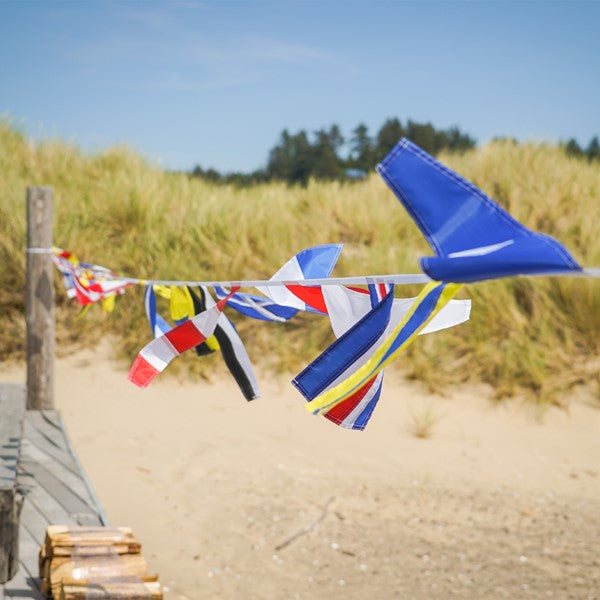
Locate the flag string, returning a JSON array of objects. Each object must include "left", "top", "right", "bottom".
[{"left": 31, "top": 246, "right": 600, "bottom": 288}]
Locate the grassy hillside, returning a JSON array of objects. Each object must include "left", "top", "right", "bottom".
[{"left": 1, "top": 120, "right": 599, "bottom": 404}]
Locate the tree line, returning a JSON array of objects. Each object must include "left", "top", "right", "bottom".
[
  {"left": 191, "top": 118, "right": 475, "bottom": 186},
  {"left": 190, "top": 119, "right": 599, "bottom": 186},
  {"left": 562, "top": 136, "right": 600, "bottom": 162}
]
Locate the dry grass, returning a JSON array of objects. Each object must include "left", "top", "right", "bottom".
[
  {"left": 407, "top": 403, "right": 440, "bottom": 439},
  {"left": 1, "top": 121, "right": 599, "bottom": 405}
]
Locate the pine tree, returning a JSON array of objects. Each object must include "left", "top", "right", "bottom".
[{"left": 586, "top": 136, "right": 600, "bottom": 162}]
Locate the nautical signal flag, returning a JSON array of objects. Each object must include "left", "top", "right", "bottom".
[
  {"left": 189, "top": 287, "right": 261, "bottom": 401},
  {"left": 213, "top": 286, "right": 299, "bottom": 322},
  {"left": 376, "top": 139, "right": 582, "bottom": 283},
  {"left": 293, "top": 281, "right": 463, "bottom": 420},
  {"left": 256, "top": 244, "right": 342, "bottom": 312},
  {"left": 213, "top": 244, "right": 343, "bottom": 321},
  {"left": 128, "top": 287, "right": 238, "bottom": 388}
]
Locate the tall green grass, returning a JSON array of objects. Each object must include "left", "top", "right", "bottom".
[{"left": 1, "top": 121, "right": 598, "bottom": 403}]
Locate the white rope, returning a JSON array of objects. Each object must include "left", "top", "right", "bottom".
[
  {"left": 26, "top": 247, "right": 55, "bottom": 254},
  {"left": 583, "top": 268, "right": 600, "bottom": 278},
  {"left": 37, "top": 247, "right": 600, "bottom": 287},
  {"left": 120, "top": 273, "right": 433, "bottom": 288},
  {"left": 97, "top": 268, "right": 600, "bottom": 288}
]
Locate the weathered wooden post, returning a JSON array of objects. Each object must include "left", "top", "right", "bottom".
[{"left": 26, "top": 186, "right": 55, "bottom": 410}]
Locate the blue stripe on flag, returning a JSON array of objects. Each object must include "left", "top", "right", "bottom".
[
  {"left": 377, "top": 283, "right": 447, "bottom": 366},
  {"left": 144, "top": 286, "right": 171, "bottom": 337},
  {"left": 367, "top": 284, "right": 380, "bottom": 308},
  {"left": 213, "top": 287, "right": 299, "bottom": 322},
  {"left": 292, "top": 288, "right": 394, "bottom": 400},
  {"left": 144, "top": 286, "right": 156, "bottom": 333},
  {"left": 353, "top": 379, "right": 383, "bottom": 430},
  {"left": 155, "top": 313, "right": 171, "bottom": 335}
]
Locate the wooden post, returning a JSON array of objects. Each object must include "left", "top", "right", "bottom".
[{"left": 26, "top": 186, "right": 55, "bottom": 410}]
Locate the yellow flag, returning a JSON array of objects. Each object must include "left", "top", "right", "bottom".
[
  {"left": 101, "top": 294, "right": 116, "bottom": 313},
  {"left": 169, "top": 286, "right": 195, "bottom": 322}
]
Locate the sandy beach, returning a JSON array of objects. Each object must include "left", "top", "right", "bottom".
[{"left": 2, "top": 343, "right": 599, "bottom": 599}]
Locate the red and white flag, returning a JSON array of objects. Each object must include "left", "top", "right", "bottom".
[{"left": 129, "top": 287, "right": 238, "bottom": 388}]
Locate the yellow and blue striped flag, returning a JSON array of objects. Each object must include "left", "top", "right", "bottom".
[{"left": 294, "top": 281, "right": 462, "bottom": 418}]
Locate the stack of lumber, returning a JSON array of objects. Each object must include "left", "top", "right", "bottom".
[{"left": 39, "top": 525, "right": 163, "bottom": 599}]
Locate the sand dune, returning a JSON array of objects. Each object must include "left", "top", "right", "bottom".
[{"left": 2, "top": 343, "right": 599, "bottom": 599}]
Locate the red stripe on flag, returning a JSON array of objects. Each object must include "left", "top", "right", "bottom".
[
  {"left": 323, "top": 375, "right": 378, "bottom": 426},
  {"left": 285, "top": 285, "right": 328, "bottom": 313},
  {"left": 285, "top": 284, "right": 370, "bottom": 314},
  {"left": 73, "top": 284, "right": 93, "bottom": 306},
  {"left": 128, "top": 355, "right": 160, "bottom": 388},
  {"left": 165, "top": 320, "right": 207, "bottom": 353},
  {"left": 348, "top": 286, "right": 368, "bottom": 294}
]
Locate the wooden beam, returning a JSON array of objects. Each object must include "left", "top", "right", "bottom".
[
  {"left": 26, "top": 187, "right": 55, "bottom": 411},
  {"left": 0, "top": 385, "right": 25, "bottom": 583}
]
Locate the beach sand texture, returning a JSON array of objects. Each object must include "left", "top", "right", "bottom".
[{"left": 2, "top": 343, "right": 599, "bottom": 599}]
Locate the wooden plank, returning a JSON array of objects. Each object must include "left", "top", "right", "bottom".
[
  {"left": 22, "top": 418, "right": 78, "bottom": 476},
  {"left": 44, "top": 526, "right": 140, "bottom": 560},
  {"left": 19, "top": 460, "right": 102, "bottom": 526},
  {"left": 26, "top": 411, "right": 68, "bottom": 452},
  {"left": 60, "top": 580, "right": 163, "bottom": 600},
  {"left": 49, "top": 555, "right": 148, "bottom": 598},
  {"left": 21, "top": 411, "right": 107, "bottom": 528},
  {"left": 39, "top": 411, "right": 63, "bottom": 432},
  {"left": 0, "top": 385, "right": 25, "bottom": 485},
  {"left": 19, "top": 476, "right": 73, "bottom": 533},
  {"left": 20, "top": 440, "right": 93, "bottom": 504},
  {"left": 52, "top": 414, "right": 109, "bottom": 527},
  {"left": 3, "top": 525, "right": 44, "bottom": 600},
  {"left": 26, "top": 186, "right": 55, "bottom": 411},
  {"left": 20, "top": 505, "right": 48, "bottom": 556},
  {"left": 0, "top": 385, "right": 25, "bottom": 584},
  {"left": 3, "top": 565, "right": 44, "bottom": 600},
  {"left": 18, "top": 457, "right": 88, "bottom": 530},
  {"left": 23, "top": 412, "right": 108, "bottom": 526},
  {"left": 16, "top": 524, "right": 42, "bottom": 589},
  {"left": 19, "top": 501, "right": 50, "bottom": 551}
]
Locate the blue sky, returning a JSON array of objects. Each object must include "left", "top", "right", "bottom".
[{"left": 1, "top": 0, "right": 599, "bottom": 173}]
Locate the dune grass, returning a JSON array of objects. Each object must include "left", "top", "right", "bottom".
[{"left": 1, "top": 120, "right": 598, "bottom": 404}]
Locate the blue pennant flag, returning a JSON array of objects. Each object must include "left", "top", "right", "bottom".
[{"left": 376, "top": 139, "right": 582, "bottom": 283}]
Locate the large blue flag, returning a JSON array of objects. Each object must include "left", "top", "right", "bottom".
[{"left": 376, "top": 139, "right": 582, "bottom": 283}]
